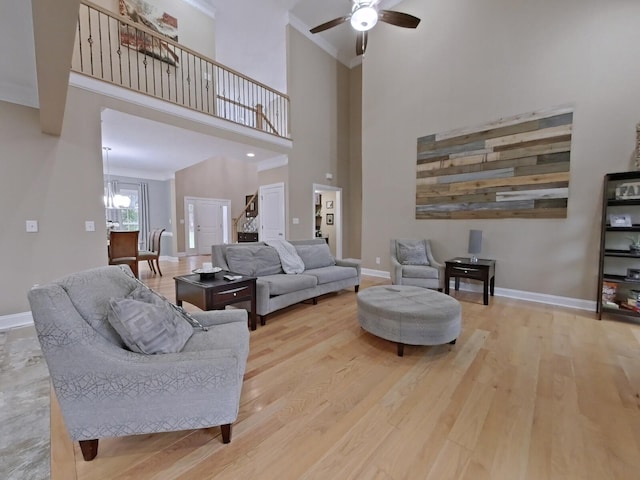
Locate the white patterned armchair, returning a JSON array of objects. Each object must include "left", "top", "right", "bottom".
[
  {"left": 27, "top": 265, "right": 249, "bottom": 461},
  {"left": 390, "top": 238, "right": 444, "bottom": 290}
]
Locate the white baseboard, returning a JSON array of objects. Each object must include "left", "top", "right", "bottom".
[
  {"left": 0, "top": 311, "right": 33, "bottom": 331},
  {"left": 447, "top": 279, "right": 596, "bottom": 311},
  {"left": 159, "top": 255, "right": 179, "bottom": 263},
  {"left": 359, "top": 270, "right": 596, "bottom": 312},
  {"left": 361, "top": 268, "right": 391, "bottom": 279}
]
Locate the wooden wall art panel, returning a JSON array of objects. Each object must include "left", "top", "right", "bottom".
[{"left": 415, "top": 107, "right": 572, "bottom": 219}]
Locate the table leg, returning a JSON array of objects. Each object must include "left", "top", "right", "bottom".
[
  {"left": 455, "top": 277, "right": 460, "bottom": 291},
  {"left": 444, "top": 271, "right": 450, "bottom": 295},
  {"left": 483, "top": 276, "right": 489, "bottom": 305},
  {"left": 250, "top": 284, "right": 257, "bottom": 331},
  {"left": 490, "top": 275, "right": 495, "bottom": 296}
]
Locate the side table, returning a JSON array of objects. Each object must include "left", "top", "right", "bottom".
[
  {"left": 174, "top": 272, "right": 258, "bottom": 330},
  {"left": 444, "top": 257, "right": 496, "bottom": 305}
]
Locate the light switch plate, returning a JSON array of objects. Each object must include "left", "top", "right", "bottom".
[
  {"left": 26, "top": 220, "right": 38, "bottom": 233},
  {"left": 85, "top": 221, "right": 96, "bottom": 232}
]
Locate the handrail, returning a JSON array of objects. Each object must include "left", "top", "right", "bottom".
[{"left": 73, "top": 1, "right": 291, "bottom": 139}]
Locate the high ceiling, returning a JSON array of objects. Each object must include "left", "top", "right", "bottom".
[{"left": 0, "top": 0, "right": 407, "bottom": 179}]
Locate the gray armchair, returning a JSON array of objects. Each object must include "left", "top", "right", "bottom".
[
  {"left": 27, "top": 265, "right": 249, "bottom": 461},
  {"left": 390, "top": 238, "right": 444, "bottom": 290}
]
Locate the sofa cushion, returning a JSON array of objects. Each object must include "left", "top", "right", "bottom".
[
  {"left": 402, "top": 264, "right": 439, "bottom": 279},
  {"left": 107, "top": 298, "right": 193, "bottom": 354},
  {"left": 397, "top": 240, "right": 429, "bottom": 265},
  {"left": 294, "top": 243, "right": 335, "bottom": 270},
  {"left": 226, "top": 245, "right": 283, "bottom": 276},
  {"left": 259, "top": 274, "right": 317, "bottom": 295},
  {"left": 305, "top": 266, "right": 358, "bottom": 285}
]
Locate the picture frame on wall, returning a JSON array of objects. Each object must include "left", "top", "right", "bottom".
[
  {"left": 326, "top": 213, "right": 334, "bottom": 225},
  {"left": 326, "top": 200, "right": 333, "bottom": 209}
]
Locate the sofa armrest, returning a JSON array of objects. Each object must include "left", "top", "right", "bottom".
[
  {"left": 390, "top": 256, "right": 403, "bottom": 285},
  {"left": 190, "top": 309, "right": 247, "bottom": 327},
  {"left": 335, "top": 259, "right": 361, "bottom": 281}
]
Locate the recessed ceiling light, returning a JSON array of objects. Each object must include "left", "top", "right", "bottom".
[{"left": 246, "top": 152, "right": 255, "bottom": 158}]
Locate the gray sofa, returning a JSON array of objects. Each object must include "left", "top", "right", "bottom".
[{"left": 212, "top": 239, "right": 360, "bottom": 325}]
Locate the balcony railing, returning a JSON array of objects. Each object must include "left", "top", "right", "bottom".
[{"left": 72, "top": 1, "right": 290, "bottom": 139}]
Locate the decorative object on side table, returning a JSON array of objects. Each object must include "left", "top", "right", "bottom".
[{"left": 468, "top": 230, "right": 482, "bottom": 263}]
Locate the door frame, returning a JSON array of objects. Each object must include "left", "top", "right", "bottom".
[
  {"left": 183, "top": 196, "right": 231, "bottom": 256},
  {"left": 312, "top": 183, "right": 342, "bottom": 259}
]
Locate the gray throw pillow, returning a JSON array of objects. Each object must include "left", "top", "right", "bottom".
[
  {"left": 397, "top": 240, "right": 429, "bottom": 265},
  {"left": 107, "top": 298, "right": 193, "bottom": 354},
  {"left": 294, "top": 243, "right": 336, "bottom": 270},
  {"left": 226, "top": 246, "right": 283, "bottom": 276},
  {"left": 128, "top": 285, "right": 208, "bottom": 331}
]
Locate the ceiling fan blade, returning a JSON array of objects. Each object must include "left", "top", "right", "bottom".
[
  {"left": 378, "top": 10, "right": 421, "bottom": 28},
  {"left": 356, "top": 30, "right": 368, "bottom": 56},
  {"left": 310, "top": 16, "right": 350, "bottom": 34}
]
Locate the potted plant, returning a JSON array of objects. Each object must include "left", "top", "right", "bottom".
[{"left": 627, "top": 234, "right": 640, "bottom": 254}]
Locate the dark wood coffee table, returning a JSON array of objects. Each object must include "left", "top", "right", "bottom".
[
  {"left": 444, "top": 257, "right": 496, "bottom": 305},
  {"left": 174, "top": 272, "right": 258, "bottom": 330}
]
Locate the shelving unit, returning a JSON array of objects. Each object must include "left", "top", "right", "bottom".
[{"left": 597, "top": 171, "right": 640, "bottom": 320}]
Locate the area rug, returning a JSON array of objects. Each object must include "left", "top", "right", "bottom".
[{"left": 0, "top": 325, "right": 50, "bottom": 480}]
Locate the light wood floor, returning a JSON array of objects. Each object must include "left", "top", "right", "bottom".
[{"left": 51, "top": 257, "right": 640, "bottom": 479}]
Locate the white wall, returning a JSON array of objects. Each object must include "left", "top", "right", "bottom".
[{"left": 362, "top": 0, "right": 640, "bottom": 300}]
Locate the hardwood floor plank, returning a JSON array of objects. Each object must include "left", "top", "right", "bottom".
[{"left": 47, "top": 257, "right": 640, "bottom": 480}]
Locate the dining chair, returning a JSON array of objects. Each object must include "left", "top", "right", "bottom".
[
  {"left": 138, "top": 228, "right": 165, "bottom": 276},
  {"left": 108, "top": 230, "right": 139, "bottom": 278}
]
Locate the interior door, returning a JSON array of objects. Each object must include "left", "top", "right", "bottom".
[
  {"left": 259, "top": 183, "right": 285, "bottom": 241},
  {"left": 195, "top": 199, "right": 222, "bottom": 254}
]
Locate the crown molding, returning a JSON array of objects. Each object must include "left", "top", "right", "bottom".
[{"left": 288, "top": 13, "right": 347, "bottom": 67}]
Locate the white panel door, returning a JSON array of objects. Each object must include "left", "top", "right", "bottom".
[
  {"left": 259, "top": 183, "right": 285, "bottom": 241},
  {"left": 196, "top": 199, "right": 230, "bottom": 254}
]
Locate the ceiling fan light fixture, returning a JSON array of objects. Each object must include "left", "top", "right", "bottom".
[{"left": 350, "top": 6, "right": 378, "bottom": 32}]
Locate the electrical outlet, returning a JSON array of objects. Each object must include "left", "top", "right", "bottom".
[
  {"left": 292, "top": 217, "right": 299, "bottom": 224},
  {"left": 26, "top": 220, "right": 38, "bottom": 233},
  {"left": 375, "top": 257, "right": 381, "bottom": 264},
  {"left": 85, "top": 221, "right": 95, "bottom": 232}
]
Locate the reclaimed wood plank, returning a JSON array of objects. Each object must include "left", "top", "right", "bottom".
[
  {"left": 414, "top": 208, "right": 567, "bottom": 220},
  {"left": 496, "top": 188, "right": 569, "bottom": 202},
  {"left": 416, "top": 181, "right": 570, "bottom": 199},
  {"left": 434, "top": 106, "right": 573, "bottom": 142},
  {"left": 416, "top": 200, "right": 535, "bottom": 213},
  {"left": 514, "top": 161, "right": 570, "bottom": 177},
  {"left": 448, "top": 172, "right": 570, "bottom": 193},
  {"left": 417, "top": 157, "right": 537, "bottom": 178},
  {"left": 416, "top": 192, "right": 497, "bottom": 206},
  {"left": 436, "top": 168, "right": 515, "bottom": 185},
  {"left": 485, "top": 124, "right": 572, "bottom": 149}
]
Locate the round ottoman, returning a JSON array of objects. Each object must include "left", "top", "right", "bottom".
[{"left": 357, "top": 285, "right": 462, "bottom": 356}]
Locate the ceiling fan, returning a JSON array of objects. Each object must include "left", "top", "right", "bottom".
[{"left": 309, "top": 0, "right": 421, "bottom": 56}]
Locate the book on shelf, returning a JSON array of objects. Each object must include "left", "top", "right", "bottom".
[{"left": 601, "top": 281, "right": 617, "bottom": 304}]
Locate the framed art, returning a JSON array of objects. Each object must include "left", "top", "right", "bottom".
[
  {"left": 326, "top": 213, "right": 334, "bottom": 225},
  {"left": 609, "top": 213, "right": 632, "bottom": 227},
  {"left": 326, "top": 200, "right": 333, "bottom": 209}
]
